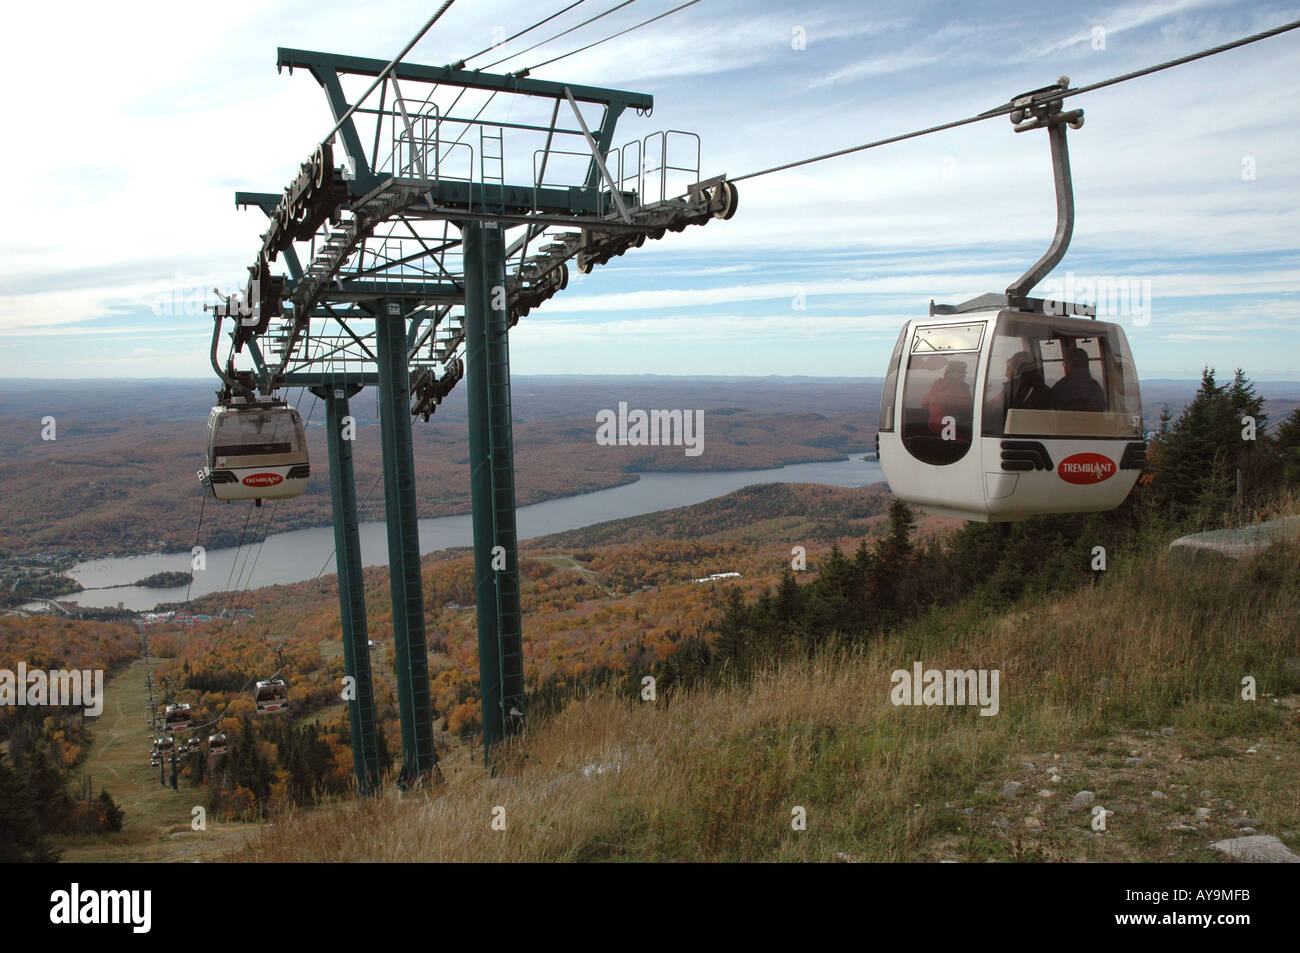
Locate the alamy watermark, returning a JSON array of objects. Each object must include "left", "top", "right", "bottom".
[
  {"left": 595, "top": 401, "right": 704, "bottom": 457},
  {"left": 1037, "top": 272, "right": 1152, "bottom": 326},
  {"left": 152, "top": 272, "right": 262, "bottom": 322},
  {"left": 890, "top": 662, "right": 1000, "bottom": 716},
  {"left": 0, "top": 663, "right": 104, "bottom": 716},
  {"left": 49, "top": 883, "right": 150, "bottom": 933}
]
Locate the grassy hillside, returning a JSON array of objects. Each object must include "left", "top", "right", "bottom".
[
  {"left": 56, "top": 657, "right": 262, "bottom": 862},
  {"left": 160, "top": 483, "right": 897, "bottom": 729},
  {"left": 225, "top": 511, "right": 1300, "bottom": 862}
]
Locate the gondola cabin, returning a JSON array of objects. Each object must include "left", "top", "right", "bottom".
[
  {"left": 152, "top": 735, "right": 175, "bottom": 754},
  {"left": 207, "top": 732, "right": 229, "bottom": 757},
  {"left": 200, "top": 399, "right": 309, "bottom": 502},
  {"left": 163, "top": 702, "right": 193, "bottom": 732},
  {"left": 877, "top": 302, "right": 1145, "bottom": 522},
  {"left": 254, "top": 678, "right": 289, "bottom": 713}
]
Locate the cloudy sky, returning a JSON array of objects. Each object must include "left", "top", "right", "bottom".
[{"left": 1, "top": 0, "right": 1297, "bottom": 381}]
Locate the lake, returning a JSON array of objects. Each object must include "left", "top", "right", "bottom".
[{"left": 64, "top": 457, "right": 885, "bottom": 610}]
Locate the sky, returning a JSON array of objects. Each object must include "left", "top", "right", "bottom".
[{"left": 0, "top": 0, "right": 1297, "bottom": 381}]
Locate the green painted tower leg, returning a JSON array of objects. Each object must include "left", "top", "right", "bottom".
[
  {"left": 375, "top": 299, "right": 437, "bottom": 784},
  {"left": 314, "top": 381, "right": 382, "bottom": 795},
  {"left": 461, "top": 222, "right": 527, "bottom": 765}
]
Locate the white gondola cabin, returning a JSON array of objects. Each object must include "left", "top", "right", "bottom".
[
  {"left": 199, "top": 399, "right": 309, "bottom": 502},
  {"left": 875, "top": 77, "right": 1148, "bottom": 522},
  {"left": 207, "top": 732, "right": 229, "bottom": 757},
  {"left": 163, "top": 702, "right": 194, "bottom": 731},
  {"left": 877, "top": 303, "right": 1145, "bottom": 522},
  {"left": 254, "top": 678, "right": 289, "bottom": 713}
]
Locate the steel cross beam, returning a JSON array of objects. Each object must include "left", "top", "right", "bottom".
[
  {"left": 278, "top": 47, "right": 652, "bottom": 193},
  {"left": 278, "top": 47, "right": 653, "bottom": 107},
  {"left": 298, "top": 280, "right": 464, "bottom": 303}
]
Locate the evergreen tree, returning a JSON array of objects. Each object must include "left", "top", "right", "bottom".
[
  {"left": 871, "top": 501, "right": 917, "bottom": 625},
  {"left": 807, "top": 544, "right": 853, "bottom": 640},
  {"left": 1146, "top": 367, "right": 1267, "bottom": 522},
  {"left": 751, "top": 590, "right": 775, "bottom": 645},
  {"left": 97, "top": 789, "right": 125, "bottom": 832},
  {"left": 1152, "top": 367, "right": 1220, "bottom": 511},
  {"left": 774, "top": 568, "right": 803, "bottom": 635},
  {"left": 886, "top": 500, "right": 917, "bottom": 554},
  {"left": 1273, "top": 409, "right": 1300, "bottom": 486},
  {"left": 376, "top": 720, "right": 393, "bottom": 774},
  {"left": 849, "top": 540, "right": 876, "bottom": 631},
  {"left": 714, "top": 587, "right": 750, "bottom": 670},
  {"left": 1225, "top": 368, "right": 1269, "bottom": 513},
  {"left": 16, "top": 746, "right": 72, "bottom": 836},
  {"left": 306, "top": 722, "right": 332, "bottom": 797},
  {"left": 0, "top": 759, "right": 59, "bottom": 862}
]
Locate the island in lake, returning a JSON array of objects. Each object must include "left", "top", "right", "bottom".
[{"left": 133, "top": 571, "right": 192, "bottom": 589}]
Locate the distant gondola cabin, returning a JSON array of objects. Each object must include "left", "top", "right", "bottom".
[
  {"left": 254, "top": 678, "right": 289, "bottom": 714},
  {"left": 163, "top": 702, "right": 194, "bottom": 731}
]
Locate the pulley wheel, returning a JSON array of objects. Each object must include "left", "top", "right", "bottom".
[
  {"left": 313, "top": 146, "right": 328, "bottom": 189},
  {"left": 713, "top": 181, "right": 739, "bottom": 220}
]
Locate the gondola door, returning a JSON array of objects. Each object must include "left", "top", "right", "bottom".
[{"left": 879, "top": 316, "right": 995, "bottom": 521}]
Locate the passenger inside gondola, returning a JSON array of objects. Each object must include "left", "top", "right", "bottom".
[
  {"left": 986, "top": 350, "right": 1052, "bottom": 429},
  {"left": 1051, "top": 346, "right": 1107, "bottom": 412},
  {"left": 921, "top": 361, "right": 973, "bottom": 437}
]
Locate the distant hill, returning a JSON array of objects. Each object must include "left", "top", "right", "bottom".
[
  {"left": 0, "top": 377, "right": 877, "bottom": 558},
  {"left": 2, "top": 376, "right": 1296, "bottom": 559}
]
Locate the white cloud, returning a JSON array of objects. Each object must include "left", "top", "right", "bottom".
[
  {"left": 520, "top": 9, "right": 908, "bottom": 86},
  {"left": 807, "top": 21, "right": 979, "bottom": 88},
  {"left": 551, "top": 268, "right": 1300, "bottom": 314},
  {"left": 0, "top": 325, "right": 207, "bottom": 338},
  {"left": 1, "top": 0, "right": 1297, "bottom": 377},
  {"left": 1024, "top": 0, "right": 1226, "bottom": 57}
]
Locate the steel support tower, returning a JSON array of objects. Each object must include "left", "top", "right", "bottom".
[
  {"left": 314, "top": 380, "right": 382, "bottom": 793},
  {"left": 375, "top": 299, "right": 437, "bottom": 782},
  {"left": 462, "top": 223, "right": 526, "bottom": 744},
  {"left": 209, "top": 44, "right": 738, "bottom": 780}
]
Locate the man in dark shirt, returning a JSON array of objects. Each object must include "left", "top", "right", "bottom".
[
  {"left": 1051, "top": 346, "right": 1107, "bottom": 412},
  {"left": 985, "top": 350, "right": 1054, "bottom": 434},
  {"left": 922, "top": 361, "right": 973, "bottom": 436}
]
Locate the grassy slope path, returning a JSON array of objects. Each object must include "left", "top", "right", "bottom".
[
  {"left": 536, "top": 554, "right": 613, "bottom": 593},
  {"left": 58, "top": 656, "right": 262, "bottom": 862}
]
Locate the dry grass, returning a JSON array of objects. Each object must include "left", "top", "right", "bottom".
[{"left": 227, "top": 510, "right": 1300, "bottom": 863}]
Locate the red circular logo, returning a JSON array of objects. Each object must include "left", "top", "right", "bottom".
[
  {"left": 1058, "top": 453, "right": 1116, "bottom": 484},
  {"left": 243, "top": 472, "right": 284, "bottom": 488}
]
